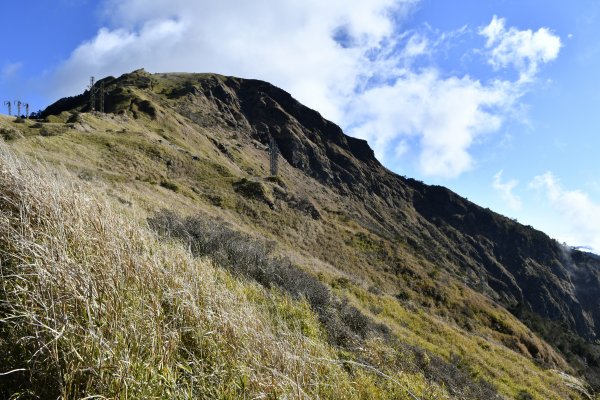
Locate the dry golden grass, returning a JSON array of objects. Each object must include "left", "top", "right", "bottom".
[
  {"left": 0, "top": 73, "right": 595, "bottom": 398},
  {"left": 0, "top": 143, "right": 445, "bottom": 399}
]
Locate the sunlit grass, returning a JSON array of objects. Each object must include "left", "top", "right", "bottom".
[{"left": 0, "top": 143, "right": 446, "bottom": 399}]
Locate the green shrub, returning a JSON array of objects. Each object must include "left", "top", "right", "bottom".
[
  {"left": 67, "top": 112, "right": 83, "bottom": 123},
  {"left": 160, "top": 179, "right": 179, "bottom": 192},
  {"left": 233, "top": 178, "right": 273, "bottom": 205},
  {"left": 0, "top": 126, "right": 23, "bottom": 141}
]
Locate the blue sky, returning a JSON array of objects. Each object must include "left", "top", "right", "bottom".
[{"left": 1, "top": 0, "right": 599, "bottom": 251}]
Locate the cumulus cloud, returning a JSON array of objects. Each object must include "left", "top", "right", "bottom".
[
  {"left": 530, "top": 172, "right": 600, "bottom": 252},
  {"left": 480, "top": 15, "right": 561, "bottom": 82},
  {"left": 50, "top": 0, "right": 407, "bottom": 123},
  {"left": 347, "top": 71, "right": 516, "bottom": 177},
  {"left": 492, "top": 170, "right": 522, "bottom": 210},
  {"left": 49, "top": 2, "right": 561, "bottom": 178},
  {"left": 345, "top": 16, "right": 559, "bottom": 177}
]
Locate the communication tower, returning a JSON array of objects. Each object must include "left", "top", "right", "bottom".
[
  {"left": 99, "top": 81, "right": 105, "bottom": 113},
  {"left": 88, "top": 76, "right": 106, "bottom": 113},
  {"left": 14, "top": 100, "right": 22, "bottom": 117},
  {"left": 269, "top": 136, "right": 279, "bottom": 176},
  {"left": 89, "top": 76, "right": 96, "bottom": 112}
]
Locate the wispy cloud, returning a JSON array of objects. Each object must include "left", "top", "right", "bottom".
[
  {"left": 401, "top": 34, "right": 429, "bottom": 59},
  {"left": 530, "top": 172, "right": 600, "bottom": 252},
  {"left": 492, "top": 170, "right": 522, "bottom": 210},
  {"left": 1, "top": 62, "right": 22, "bottom": 81},
  {"left": 480, "top": 15, "right": 561, "bottom": 82}
]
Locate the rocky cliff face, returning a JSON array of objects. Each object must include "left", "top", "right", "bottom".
[
  {"left": 158, "top": 72, "right": 600, "bottom": 341},
  {"left": 43, "top": 69, "right": 600, "bottom": 387}
]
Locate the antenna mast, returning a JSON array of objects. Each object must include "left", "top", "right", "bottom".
[
  {"left": 99, "top": 81, "right": 105, "bottom": 113},
  {"left": 14, "top": 100, "right": 22, "bottom": 117},
  {"left": 24, "top": 103, "right": 30, "bottom": 119},
  {"left": 269, "top": 136, "right": 279, "bottom": 176},
  {"left": 3, "top": 101, "right": 11, "bottom": 116},
  {"left": 89, "top": 76, "right": 96, "bottom": 112}
]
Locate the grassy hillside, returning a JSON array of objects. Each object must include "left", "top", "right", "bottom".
[
  {"left": 0, "top": 69, "right": 597, "bottom": 398},
  {"left": 0, "top": 142, "right": 450, "bottom": 399}
]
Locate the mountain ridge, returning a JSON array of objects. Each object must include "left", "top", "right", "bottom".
[
  {"left": 42, "top": 67, "right": 600, "bottom": 379},
  {"left": 3, "top": 68, "right": 599, "bottom": 397}
]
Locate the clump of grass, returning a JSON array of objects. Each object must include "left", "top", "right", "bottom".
[
  {"left": 0, "top": 144, "right": 444, "bottom": 399},
  {"left": 0, "top": 126, "right": 23, "bottom": 141},
  {"left": 160, "top": 179, "right": 179, "bottom": 192},
  {"left": 39, "top": 125, "right": 67, "bottom": 137},
  {"left": 233, "top": 177, "right": 274, "bottom": 206},
  {"left": 66, "top": 112, "right": 83, "bottom": 123}
]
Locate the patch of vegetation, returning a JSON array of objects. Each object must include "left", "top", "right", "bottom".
[
  {"left": 286, "top": 193, "right": 321, "bottom": 219},
  {"left": 0, "top": 126, "right": 23, "bottom": 141},
  {"left": 39, "top": 125, "right": 68, "bottom": 137},
  {"left": 160, "top": 179, "right": 179, "bottom": 192},
  {"left": 148, "top": 210, "right": 380, "bottom": 346},
  {"left": 0, "top": 145, "right": 442, "bottom": 399},
  {"left": 66, "top": 112, "right": 83, "bottom": 123},
  {"left": 133, "top": 99, "right": 157, "bottom": 118},
  {"left": 148, "top": 210, "right": 505, "bottom": 399},
  {"left": 265, "top": 175, "right": 286, "bottom": 186},
  {"left": 513, "top": 306, "right": 600, "bottom": 389},
  {"left": 233, "top": 177, "right": 274, "bottom": 206}
]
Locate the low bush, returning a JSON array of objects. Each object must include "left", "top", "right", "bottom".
[
  {"left": 66, "top": 112, "right": 83, "bottom": 123},
  {"left": 0, "top": 126, "right": 23, "bottom": 141},
  {"left": 148, "top": 210, "right": 385, "bottom": 346},
  {"left": 159, "top": 179, "right": 179, "bottom": 192}
]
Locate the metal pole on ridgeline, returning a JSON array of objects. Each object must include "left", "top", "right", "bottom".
[
  {"left": 14, "top": 100, "right": 21, "bottom": 117},
  {"left": 269, "top": 136, "right": 279, "bottom": 176},
  {"left": 89, "top": 76, "right": 96, "bottom": 112},
  {"left": 99, "top": 81, "right": 105, "bottom": 113}
]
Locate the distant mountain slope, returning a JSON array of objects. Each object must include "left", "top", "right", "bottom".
[
  {"left": 2, "top": 68, "right": 598, "bottom": 397},
  {"left": 45, "top": 69, "right": 600, "bottom": 340}
]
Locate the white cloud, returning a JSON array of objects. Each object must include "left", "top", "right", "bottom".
[
  {"left": 530, "top": 172, "right": 600, "bottom": 252},
  {"left": 1, "top": 62, "right": 22, "bottom": 81},
  {"left": 480, "top": 15, "right": 561, "bottom": 82},
  {"left": 49, "top": 3, "right": 560, "bottom": 179},
  {"left": 492, "top": 170, "right": 522, "bottom": 210},
  {"left": 394, "top": 139, "right": 410, "bottom": 158},
  {"left": 480, "top": 16, "right": 505, "bottom": 47},
  {"left": 346, "top": 71, "right": 517, "bottom": 177},
  {"left": 402, "top": 34, "right": 429, "bottom": 58},
  {"left": 50, "top": 0, "right": 408, "bottom": 123}
]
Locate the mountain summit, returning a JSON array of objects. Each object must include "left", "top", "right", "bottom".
[{"left": 2, "top": 69, "right": 599, "bottom": 398}]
